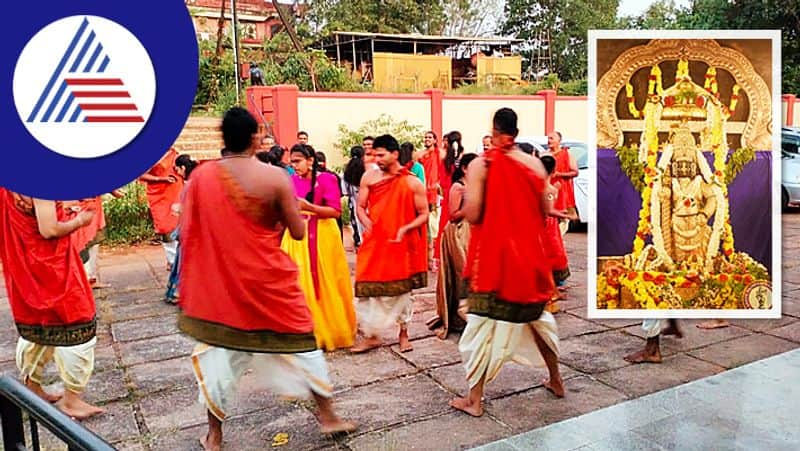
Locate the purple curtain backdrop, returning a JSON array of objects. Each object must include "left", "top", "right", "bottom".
[{"left": 597, "top": 149, "right": 772, "bottom": 272}]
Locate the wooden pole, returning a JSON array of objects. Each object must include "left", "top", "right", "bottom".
[{"left": 231, "top": 0, "right": 242, "bottom": 104}]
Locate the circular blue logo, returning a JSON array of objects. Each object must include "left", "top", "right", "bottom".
[{"left": 2, "top": 1, "right": 199, "bottom": 199}]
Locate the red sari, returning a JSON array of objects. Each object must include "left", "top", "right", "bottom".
[
  {"left": 142, "top": 148, "right": 184, "bottom": 234},
  {"left": 435, "top": 160, "right": 456, "bottom": 260},
  {"left": 177, "top": 161, "right": 316, "bottom": 353},
  {"left": 544, "top": 216, "right": 570, "bottom": 284},
  {"left": 0, "top": 189, "right": 96, "bottom": 346},
  {"left": 355, "top": 169, "right": 427, "bottom": 297},
  {"left": 464, "top": 144, "right": 553, "bottom": 322}
]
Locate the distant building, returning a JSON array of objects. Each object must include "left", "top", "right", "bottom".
[
  {"left": 185, "top": 0, "right": 288, "bottom": 47},
  {"left": 316, "top": 32, "right": 523, "bottom": 92}
]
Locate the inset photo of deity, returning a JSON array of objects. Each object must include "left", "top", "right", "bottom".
[{"left": 588, "top": 33, "right": 781, "bottom": 318}]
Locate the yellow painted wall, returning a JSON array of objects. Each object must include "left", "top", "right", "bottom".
[
  {"left": 476, "top": 55, "right": 522, "bottom": 83},
  {"left": 297, "top": 96, "right": 430, "bottom": 168},
  {"left": 373, "top": 52, "right": 452, "bottom": 92},
  {"left": 554, "top": 100, "right": 589, "bottom": 143},
  {"left": 442, "top": 97, "right": 547, "bottom": 152}
]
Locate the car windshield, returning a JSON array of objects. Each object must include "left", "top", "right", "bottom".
[
  {"left": 783, "top": 134, "right": 800, "bottom": 157},
  {"left": 564, "top": 142, "right": 588, "bottom": 169}
]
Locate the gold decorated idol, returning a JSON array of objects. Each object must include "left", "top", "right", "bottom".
[{"left": 596, "top": 40, "right": 771, "bottom": 311}]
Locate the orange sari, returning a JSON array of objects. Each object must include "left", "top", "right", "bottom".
[
  {"left": 177, "top": 162, "right": 316, "bottom": 353},
  {"left": 465, "top": 145, "right": 554, "bottom": 322},
  {"left": 0, "top": 189, "right": 96, "bottom": 345},
  {"left": 355, "top": 170, "right": 427, "bottom": 297}
]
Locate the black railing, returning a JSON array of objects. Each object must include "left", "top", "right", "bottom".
[{"left": 0, "top": 376, "right": 115, "bottom": 451}]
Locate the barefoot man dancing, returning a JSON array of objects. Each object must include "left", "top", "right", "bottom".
[
  {"left": 0, "top": 190, "right": 104, "bottom": 419},
  {"left": 625, "top": 319, "right": 683, "bottom": 364},
  {"left": 177, "top": 107, "right": 355, "bottom": 450},
  {"left": 451, "top": 108, "right": 566, "bottom": 417},
  {"left": 352, "top": 134, "right": 429, "bottom": 353}
]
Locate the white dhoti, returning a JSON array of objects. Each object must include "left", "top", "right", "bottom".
[
  {"left": 16, "top": 337, "right": 96, "bottom": 393},
  {"left": 163, "top": 240, "right": 178, "bottom": 266},
  {"left": 190, "top": 344, "right": 333, "bottom": 421},
  {"left": 642, "top": 319, "right": 666, "bottom": 338},
  {"left": 459, "top": 313, "right": 559, "bottom": 389},
  {"left": 356, "top": 293, "right": 414, "bottom": 337},
  {"left": 83, "top": 243, "right": 100, "bottom": 280}
]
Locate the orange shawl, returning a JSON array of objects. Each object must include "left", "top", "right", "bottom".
[
  {"left": 355, "top": 169, "right": 427, "bottom": 297},
  {"left": 0, "top": 189, "right": 95, "bottom": 345},
  {"left": 419, "top": 149, "right": 440, "bottom": 206},
  {"left": 465, "top": 147, "right": 554, "bottom": 304},
  {"left": 71, "top": 197, "right": 105, "bottom": 252},
  {"left": 177, "top": 162, "right": 316, "bottom": 352},
  {"left": 553, "top": 147, "right": 576, "bottom": 210},
  {"left": 143, "top": 148, "right": 184, "bottom": 234}
]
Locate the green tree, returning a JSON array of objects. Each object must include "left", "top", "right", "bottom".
[
  {"left": 619, "top": 0, "right": 686, "bottom": 29},
  {"left": 306, "top": 0, "right": 446, "bottom": 36},
  {"left": 441, "top": 0, "right": 503, "bottom": 37},
  {"left": 676, "top": 0, "right": 800, "bottom": 94},
  {"left": 501, "top": 0, "right": 620, "bottom": 81}
]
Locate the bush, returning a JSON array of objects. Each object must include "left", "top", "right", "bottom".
[
  {"left": 103, "top": 183, "right": 156, "bottom": 245},
  {"left": 195, "top": 40, "right": 240, "bottom": 115},
  {"left": 333, "top": 114, "right": 426, "bottom": 169}
]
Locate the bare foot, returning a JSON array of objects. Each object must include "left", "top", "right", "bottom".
[
  {"left": 350, "top": 337, "right": 382, "bottom": 354},
  {"left": 55, "top": 395, "right": 104, "bottom": 420},
  {"left": 398, "top": 329, "right": 413, "bottom": 353},
  {"left": 25, "top": 380, "right": 63, "bottom": 403},
  {"left": 542, "top": 378, "right": 565, "bottom": 398},
  {"left": 449, "top": 397, "right": 484, "bottom": 417},
  {"left": 319, "top": 419, "right": 358, "bottom": 435},
  {"left": 697, "top": 320, "right": 729, "bottom": 330},
  {"left": 200, "top": 432, "right": 221, "bottom": 451},
  {"left": 624, "top": 349, "right": 662, "bottom": 364}
]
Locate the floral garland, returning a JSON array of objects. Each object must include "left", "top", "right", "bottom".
[
  {"left": 615, "top": 147, "right": 755, "bottom": 194},
  {"left": 632, "top": 65, "right": 663, "bottom": 257}
]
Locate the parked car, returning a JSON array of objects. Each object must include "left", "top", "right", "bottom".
[
  {"left": 782, "top": 126, "right": 800, "bottom": 210},
  {"left": 515, "top": 136, "right": 589, "bottom": 226}
]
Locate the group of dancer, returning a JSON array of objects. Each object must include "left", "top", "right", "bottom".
[{"left": 0, "top": 105, "right": 589, "bottom": 450}]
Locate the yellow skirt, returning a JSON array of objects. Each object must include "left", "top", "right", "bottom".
[{"left": 281, "top": 218, "right": 356, "bottom": 351}]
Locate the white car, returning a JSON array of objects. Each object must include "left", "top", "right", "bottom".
[
  {"left": 515, "top": 136, "right": 589, "bottom": 225},
  {"left": 782, "top": 127, "right": 800, "bottom": 210}
]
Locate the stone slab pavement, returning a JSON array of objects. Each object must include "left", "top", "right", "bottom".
[{"left": 1, "top": 213, "right": 799, "bottom": 451}]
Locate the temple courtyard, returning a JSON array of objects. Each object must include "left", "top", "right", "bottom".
[{"left": 1, "top": 213, "right": 799, "bottom": 450}]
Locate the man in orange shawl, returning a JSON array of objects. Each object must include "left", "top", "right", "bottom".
[
  {"left": 70, "top": 191, "right": 124, "bottom": 287},
  {"left": 418, "top": 131, "right": 441, "bottom": 270},
  {"left": 177, "top": 108, "right": 354, "bottom": 450},
  {"left": 353, "top": 134, "right": 429, "bottom": 354},
  {"left": 0, "top": 190, "right": 104, "bottom": 419},
  {"left": 451, "top": 108, "right": 567, "bottom": 418},
  {"left": 139, "top": 147, "right": 184, "bottom": 271},
  {"left": 548, "top": 131, "right": 578, "bottom": 217}
]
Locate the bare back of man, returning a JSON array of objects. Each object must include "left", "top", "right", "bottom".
[{"left": 218, "top": 158, "right": 305, "bottom": 237}]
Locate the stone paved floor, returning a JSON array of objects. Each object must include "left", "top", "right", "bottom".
[
  {"left": 474, "top": 348, "right": 800, "bottom": 451},
  {"left": 1, "top": 213, "right": 799, "bottom": 451}
]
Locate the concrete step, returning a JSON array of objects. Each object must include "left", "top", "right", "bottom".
[{"left": 176, "top": 130, "right": 221, "bottom": 139}]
